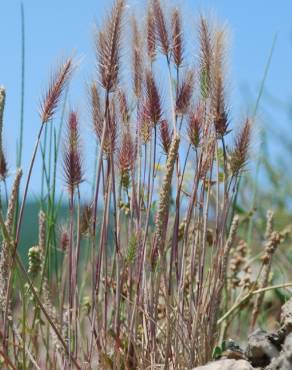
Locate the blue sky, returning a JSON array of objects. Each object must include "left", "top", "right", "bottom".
[{"left": 1, "top": 0, "right": 292, "bottom": 197}]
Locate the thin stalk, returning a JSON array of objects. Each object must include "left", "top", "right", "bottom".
[
  {"left": 245, "top": 34, "right": 277, "bottom": 252},
  {"left": 68, "top": 191, "right": 74, "bottom": 368},
  {"left": 3, "top": 122, "right": 45, "bottom": 350},
  {"left": 17, "top": 2, "right": 25, "bottom": 168},
  {"left": 218, "top": 282, "right": 292, "bottom": 325},
  {"left": 0, "top": 212, "right": 81, "bottom": 369}
]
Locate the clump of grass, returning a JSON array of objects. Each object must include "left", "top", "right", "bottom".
[{"left": 1, "top": 1, "right": 290, "bottom": 369}]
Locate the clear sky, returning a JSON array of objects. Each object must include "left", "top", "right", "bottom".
[{"left": 1, "top": 0, "right": 292, "bottom": 197}]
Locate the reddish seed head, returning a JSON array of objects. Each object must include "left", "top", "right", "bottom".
[
  {"left": 176, "top": 70, "right": 195, "bottom": 115},
  {"left": 40, "top": 58, "right": 73, "bottom": 124},
  {"left": 139, "top": 101, "right": 152, "bottom": 144},
  {"left": 159, "top": 119, "right": 172, "bottom": 155},
  {"left": 97, "top": 0, "right": 125, "bottom": 92},
  {"left": 132, "top": 17, "right": 143, "bottom": 97},
  {"left": 91, "top": 83, "right": 103, "bottom": 141},
  {"left": 152, "top": 0, "right": 170, "bottom": 57},
  {"left": 63, "top": 111, "right": 84, "bottom": 194},
  {"left": 118, "top": 130, "right": 136, "bottom": 173},
  {"left": 187, "top": 103, "right": 203, "bottom": 148},
  {"left": 59, "top": 224, "right": 69, "bottom": 251},
  {"left": 80, "top": 203, "right": 93, "bottom": 237},
  {"left": 229, "top": 118, "right": 251, "bottom": 176},
  {"left": 118, "top": 89, "right": 130, "bottom": 124},
  {"left": 145, "top": 71, "right": 162, "bottom": 125},
  {"left": 0, "top": 151, "right": 8, "bottom": 181},
  {"left": 212, "top": 29, "right": 229, "bottom": 137},
  {"left": 147, "top": 7, "right": 157, "bottom": 61},
  {"left": 104, "top": 99, "right": 118, "bottom": 156},
  {"left": 171, "top": 8, "right": 183, "bottom": 68},
  {"left": 199, "top": 17, "right": 213, "bottom": 98},
  {"left": 213, "top": 90, "right": 229, "bottom": 138}
]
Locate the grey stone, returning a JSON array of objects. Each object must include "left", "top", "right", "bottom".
[
  {"left": 266, "top": 333, "right": 292, "bottom": 370},
  {"left": 192, "top": 359, "right": 255, "bottom": 370},
  {"left": 245, "top": 329, "right": 279, "bottom": 367},
  {"left": 280, "top": 298, "right": 292, "bottom": 334},
  {"left": 265, "top": 356, "right": 292, "bottom": 370}
]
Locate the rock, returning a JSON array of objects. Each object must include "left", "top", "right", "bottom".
[
  {"left": 266, "top": 333, "right": 292, "bottom": 370},
  {"left": 222, "top": 339, "right": 246, "bottom": 360},
  {"left": 280, "top": 298, "right": 292, "bottom": 335},
  {"left": 192, "top": 359, "right": 254, "bottom": 369},
  {"left": 266, "top": 355, "right": 292, "bottom": 370},
  {"left": 284, "top": 332, "right": 292, "bottom": 351},
  {"left": 245, "top": 329, "right": 279, "bottom": 367},
  {"left": 267, "top": 331, "right": 283, "bottom": 350}
]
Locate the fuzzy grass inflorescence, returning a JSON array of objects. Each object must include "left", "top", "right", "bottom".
[{"left": 1, "top": 1, "right": 289, "bottom": 370}]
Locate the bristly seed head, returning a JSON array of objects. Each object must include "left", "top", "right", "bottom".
[
  {"left": 63, "top": 111, "right": 84, "bottom": 194},
  {"left": 199, "top": 16, "right": 213, "bottom": 99},
  {"left": 145, "top": 70, "right": 162, "bottom": 125},
  {"left": 103, "top": 99, "right": 118, "bottom": 156},
  {"left": 229, "top": 118, "right": 251, "bottom": 177},
  {"left": 139, "top": 101, "right": 152, "bottom": 144},
  {"left": 176, "top": 70, "right": 195, "bottom": 115},
  {"left": 152, "top": 0, "right": 170, "bottom": 57},
  {"left": 0, "top": 151, "right": 8, "bottom": 181},
  {"left": 212, "top": 29, "right": 229, "bottom": 138},
  {"left": 91, "top": 82, "right": 103, "bottom": 141},
  {"left": 132, "top": 17, "right": 143, "bottom": 97},
  {"left": 171, "top": 8, "right": 183, "bottom": 68},
  {"left": 118, "top": 130, "right": 136, "bottom": 186},
  {"left": 118, "top": 131, "right": 136, "bottom": 189},
  {"left": 97, "top": 0, "right": 125, "bottom": 92},
  {"left": 80, "top": 203, "right": 93, "bottom": 237},
  {"left": 59, "top": 224, "right": 70, "bottom": 251},
  {"left": 40, "top": 58, "right": 73, "bottom": 124},
  {"left": 159, "top": 119, "right": 172, "bottom": 155},
  {"left": 118, "top": 89, "right": 130, "bottom": 124},
  {"left": 147, "top": 6, "right": 157, "bottom": 62},
  {"left": 187, "top": 103, "right": 203, "bottom": 148}
]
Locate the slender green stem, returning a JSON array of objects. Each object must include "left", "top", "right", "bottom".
[{"left": 17, "top": 2, "right": 25, "bottom": 168}]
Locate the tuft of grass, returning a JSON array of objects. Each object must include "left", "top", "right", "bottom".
[{"left": 0, "top": 1, "right": 290, "bottom": 369}]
